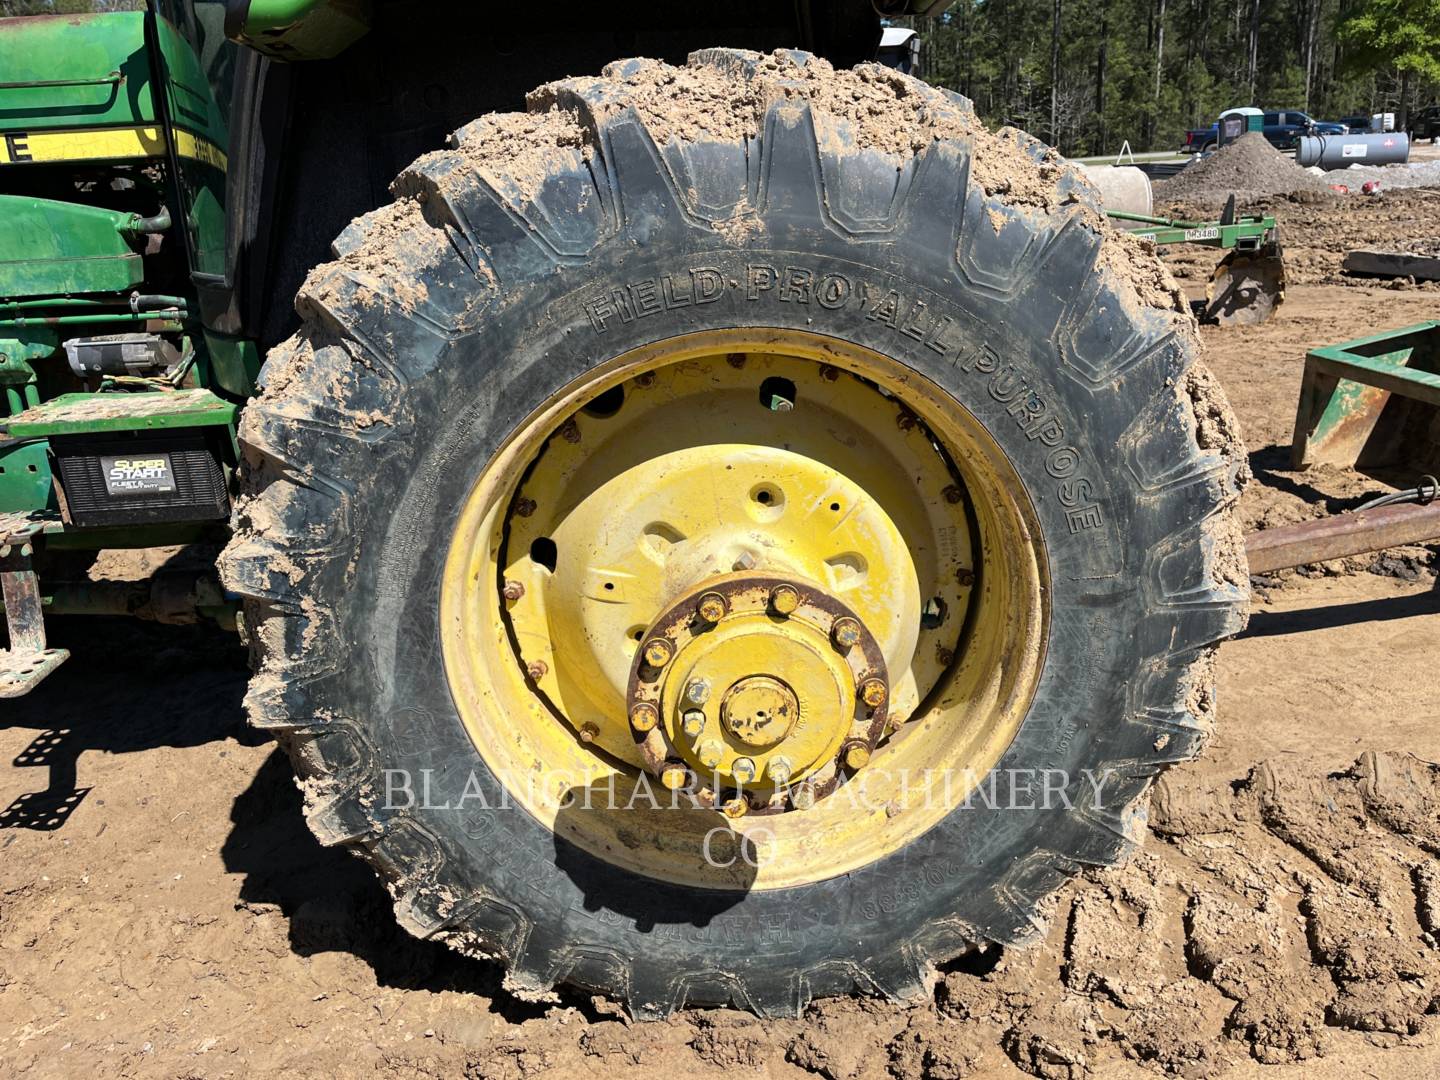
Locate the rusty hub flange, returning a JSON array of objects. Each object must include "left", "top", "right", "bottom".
[{"left": 625, "top": 573, "right": 890, "bottom": 813}]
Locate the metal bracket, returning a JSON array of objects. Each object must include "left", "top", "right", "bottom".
[{"left": 0, "top": 511, "right": 68, "bottom": 698}]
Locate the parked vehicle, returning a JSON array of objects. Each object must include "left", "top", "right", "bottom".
[
  {"left": 1260, "top": 111, "right": 1339, "bottom": 149},
  {"left": 1341, "top": 115, "right": 1373, "bottom": 133},
  {"left": 1409, "top": 105, "right": 1440, "bottom": 143},
  {"left": 1181, "top": 124, "right": 1218, "bottom": 153}
]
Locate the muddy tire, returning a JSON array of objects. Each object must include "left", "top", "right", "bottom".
[{"left": 220, "top": 50, "right": 1248, "bottom": 1018}]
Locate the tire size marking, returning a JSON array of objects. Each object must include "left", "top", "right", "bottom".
[{"left": 580, "top": 262, "right": 1106, "bottom": 536}]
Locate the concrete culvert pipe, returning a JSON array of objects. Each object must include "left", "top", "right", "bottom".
[{"left": 1074, "top": 163, "right": 1153, "bottom": 217}]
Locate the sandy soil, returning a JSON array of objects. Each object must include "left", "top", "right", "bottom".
[{"left": 4, "top": 238, "right": 1440, "bottom": 1074}]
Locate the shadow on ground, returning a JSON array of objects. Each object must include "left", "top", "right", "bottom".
[{"left": 1, "top": 616, "right": 563, "bottom": 1021}]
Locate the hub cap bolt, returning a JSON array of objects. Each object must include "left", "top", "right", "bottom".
[
  {"left": 578, "top": 722, "right": 599, "bottom": 744},
  {"left": 732, "top": 757, "right": 757, "bottom": 784},
  {"left": 769, "top": 584, "right": 800, "bottom": 616},
  {"left": 832, "top": 617, "right": 862, "bottom": 651},
  {"left": 681, "top": 709, "right": 707, "bottom": 738},
  {"left": 697, "top": 592, "right": 728, "bottom": 623},
  {"left": 697, "top": 739, "right": 725, "bottom": 768},
  {"left": 721, "top": 796, "right": 748, "bottom": 819},
  {"left": 642, "top": 638, "right": 673, "bottom": 669},
  {"left": 526, "top": 659, "right": 548, "bottom": 680},
  {"left": 843, "top": 741, "right": 872, "bottom": 770},
  {"left": 660, "top": 761, "right": 691, "bottom": 791},
  {"left": 630, "top": 702, "right": 659, "bottom": 732},
  {"left": 684, "top": 678, "right": 712, "bottom": 706},
  {"left": 860, "top": 678, "right": 888, "bottom": 708},
  {"left": 791, "top": 781, "right": 818, "bottom": 810},
  {"left": 502, "top": 579, "right": 525, "bottom": 602},
  {"left": 767, "top": 757, "right": 794, "bottom": 785}
]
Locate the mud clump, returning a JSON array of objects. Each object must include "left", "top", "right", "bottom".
[{"left": 1156, "top": 132, "right": 1330, "bottom": 207}]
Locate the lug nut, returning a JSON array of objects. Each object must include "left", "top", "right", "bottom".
[
  {"left": 578, "top": 722, "right": 600, "bottom": 744},
  {"left": 720, "top": 795, "right": 748, "bottom": 819},
  {"left": 514, "top": 496, "right": 537, "bottom": 517},
  {"left": 832, "top": 617, "right": 862, "bottom": 650},
  {"left": 684, "top": 678, "right": 712, "bottom": 706},
  {"left": 697, "top": 592, "right": 728, "bottom": 623},
  {"left": 942, "top": 484, "right": 964, "bottom": 504},
  {"left": 791, "top": 781, "right": 818, "bottom": 810},
  {"left": 732, "top": 757, "right": 757, "bottom": 784},
  {"left": 630, "top": 702, "right": 659, "bottom": 732},
  {"left": 642, "top": 638, "right": 673, "bottom": 669},
  {"left": 843, "top": 741, "right": 872, "bottom": 770},
  {"left": 769, "top": 584, "right": 800, "bottom": 616},
  {"left": 860, "top": 678, "right": 888, "bottom": 708},
  {"left": 956, "top": 567, "right": 975, "bottom": 587},
  {"left": 660, "top": 761, "right": 691, "bottom": 791},
  {"left": 526, "top": 659, "right": 548, "bottom": 680},
  {"left": 681, "top": 709, "right": 707, "bottom": 737},
  {"left": 767, "top": 757, "right": 794, "bottom": 785},
  {"left": 502, "top": 579, "right": 525, "bottom": 602},
  {"left": 559, "top": 418, "right": 581, "bottom": 443},
  {"left": 732, "top": 550, "right": 758, "bottom": 572},
  {"left": 697, "top": 739, "right": 725, "bottom": 768}
]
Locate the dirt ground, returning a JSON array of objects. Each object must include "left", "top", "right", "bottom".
[{"left": 4, "top": 196, "right": 1440, "bottom": 1078}]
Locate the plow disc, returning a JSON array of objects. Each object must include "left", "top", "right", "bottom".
[{"left": 1203, "top": 242, "right": 1286, "bottom": 326}]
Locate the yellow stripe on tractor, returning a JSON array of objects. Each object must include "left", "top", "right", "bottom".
[{"left": 0, "top": 125, "right": 226, "bottom": 171}]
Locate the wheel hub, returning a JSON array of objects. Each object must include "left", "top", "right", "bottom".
[{"left": 627, "top": 574, "right": 890, "bottom": 801}]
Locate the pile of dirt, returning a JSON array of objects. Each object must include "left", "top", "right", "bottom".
[{"left": 1156, "top": 132, "right": 1330, "bottom": 206}]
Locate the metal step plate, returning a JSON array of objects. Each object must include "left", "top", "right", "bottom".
[{"left": 0, "top": 647, "right": 68, "bottom": 698}]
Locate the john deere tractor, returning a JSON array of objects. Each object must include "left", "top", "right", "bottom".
[{"left": 0, "top": 2, "right": 1247, "bottom": 1017}]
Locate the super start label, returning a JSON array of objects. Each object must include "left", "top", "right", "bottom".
[
  {"left": 101, "top": 453, "right": 176, "bottom": 496},
  {"left": 580, "top": 262, "right": 1106, "bottom": 537}
]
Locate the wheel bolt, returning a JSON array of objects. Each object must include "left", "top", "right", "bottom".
[
  {"left": 526, "top": 659, "right": 548, "bottom": 680},
  {"left": 942, "top": 484, "right": 964, "bottom": 504},
  {"left": 515, "top": 496, "right": 537, "bottom": 517},
  {"left": 697, "top": 592, "right": 728, "bottom": 623},
  {"left": 720, "top": 795, "right": 748, "bottom": 819},
  {"left": 630, "top": 702, "right": 659, "bottom": 732},
  {"left": 578, "top": 722, "right": 599, "bottom": 744},
  {"left": 660, "top": 761, "right": 691, "bottom": 791},
  {"left": 502, "top": 579, "right": 525, "bottom": 602},
  {"left": 767, "top": 757, "right": 794, "bottom": 785},
  {"left": 832, "top": 617, "right": 862, "bottom": 650},
  {"left": 791, "top": 781, "right": 818, "bottom": 810},
  {"left": 697, "top": 739, "right": 725, "bottom": 768},
  {"left": 956, "top": 567, "right": 975, "bottom": 587},
  {"left": 642, "top": 638, "right": 673, "bottom": 668},
  {"left": 769, "top": 584, "right": 800, "bottom": 616},
  {"left": 684, "top": 678, "right": 712, "bottom": 706},
  {"left": 681, "top": 709, "right": 707, "bottom": 737},
  {"left": 860, "top": 678, "right": 888, "bottom": 708},
  {"left": 843, "top": 741, "right": 872, "bottom": 770},
  {"left": 732, "top": 757, "right": 757, "bottom": 784}
]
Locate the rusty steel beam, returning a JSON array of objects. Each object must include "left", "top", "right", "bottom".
[{"left": 1245, "top": 500, "right": 1440, "bottom": 574}]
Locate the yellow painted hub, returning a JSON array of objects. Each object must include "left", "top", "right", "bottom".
[
  {"left": 440, "top": 332, "right": 1049, "bottom": 890},
  {"left": 721, "top": 677, "right": 796, "bottom": 748}
]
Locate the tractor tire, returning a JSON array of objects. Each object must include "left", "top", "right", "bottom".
[{"left": 220, "top": 50, "right": 1248, "bottom": 1019}]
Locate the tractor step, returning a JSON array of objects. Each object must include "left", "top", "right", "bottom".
[
  {"left": 0, "top": 510, "right": 68, "bottom": 698},
  {"left": 0, "top": 647, "right": 68, "bottom": 699}
]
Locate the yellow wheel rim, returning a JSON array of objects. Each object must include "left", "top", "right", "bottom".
[{"left": 441, "top": 330, "right": 1048, "bottom": 890}]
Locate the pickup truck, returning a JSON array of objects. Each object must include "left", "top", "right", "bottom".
[
  {"left": 1409, "top": 106, "right": 1440, "bottom": 143},
  {"left": 1181, "top": 125, "right": 1218, "bottom": 153},
  {"left": 1262, "top": 111, "right": 1346, "bottom": 149}
]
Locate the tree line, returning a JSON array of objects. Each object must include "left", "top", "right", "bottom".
[{"left": 895, "top": 0, "right": 1440, "bottom": 156}]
